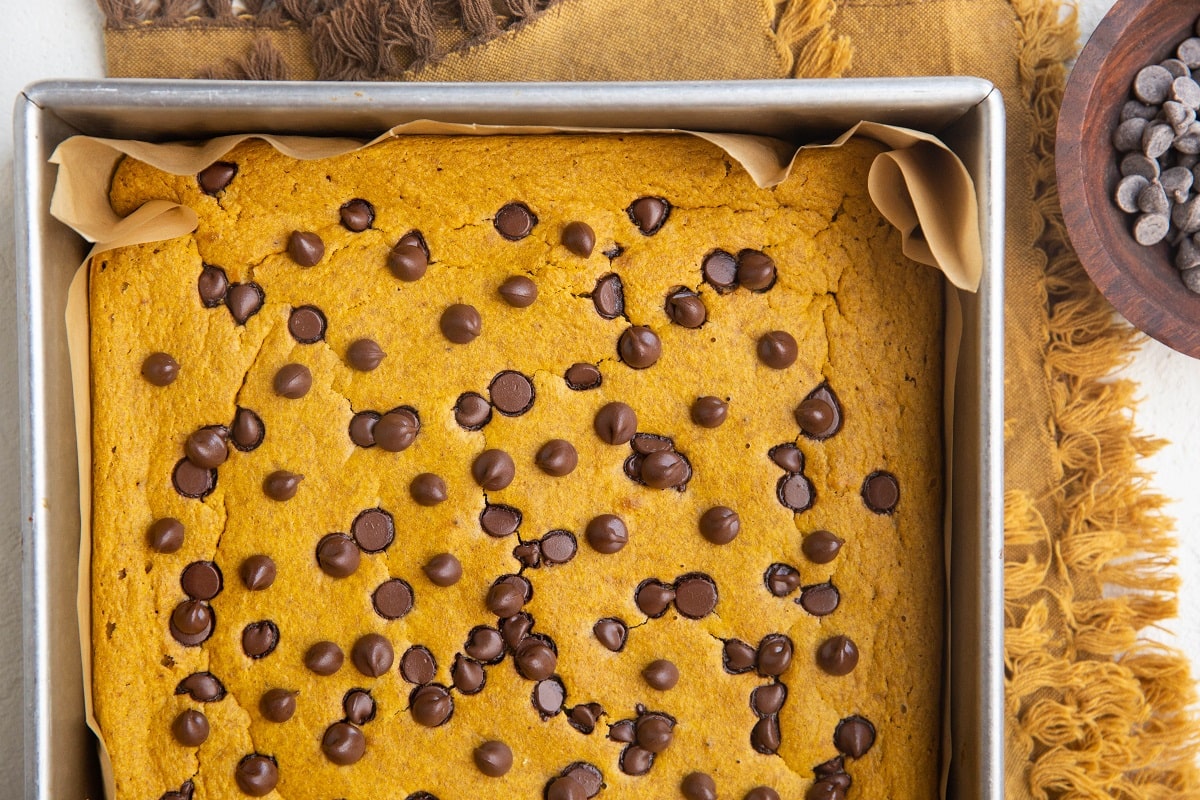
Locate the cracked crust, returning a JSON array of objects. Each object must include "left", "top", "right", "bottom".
[{"left": 92, "top": 135, "right": 942, "bottom": 800}]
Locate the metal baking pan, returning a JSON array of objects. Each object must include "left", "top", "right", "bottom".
[{"left": 14, "top": 78, "right": 1004, "bottom": 800}]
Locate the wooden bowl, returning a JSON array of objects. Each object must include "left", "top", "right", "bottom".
[{"left": 1058, "top": 0, "right": 1200, "bottom": 357}]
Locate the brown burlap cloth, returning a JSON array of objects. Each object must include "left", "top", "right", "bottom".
[{"left": 97, "top": 0, "right": 1200, "bottom": 796}]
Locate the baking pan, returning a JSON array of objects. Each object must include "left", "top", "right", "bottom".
[{"left": 14, "top": 78, "right": 1004, "bottom": 800}]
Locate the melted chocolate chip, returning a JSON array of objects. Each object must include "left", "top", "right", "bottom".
[
  {"left": 699, "top": 506, "right": 739, "bottom": 544},
  {"left": 142, "top": 352, "right": 179, "bottom": 386},
  {"left": 472, "top": 449, "right": 515, "bottom": 490},
  {"left": 628, "top": 196, "right": 670, "bottom": 234},
  {"left": 547, "top": 776, "right": 587, "bottom": 800},
  {"left": 288, "top": 305, "right": 327, "bottom": 343},
  {"left": 502, "top": 611, "right": 534, "bottom": 648},
  {"left": 674, "top": 573, "right": 718, "bottom": 618},
  {"left": 619, "top": 744, "right": 655, "bottom": 776},
  {"left": 288, "top": 231, "right": 325, "bottom": 267},
  {"left": 353, "top": 508, "right": 395, "bottom": 552},
  {"left": 593, "top": 618, "right": 628, "bottom": 651},
  {"left": 339, "top": 198, "right": 375, "bottom": 232},
  {"left": 388, "top": 243, "right": 429, "bottom": 281},
  {"left": 796, "top": 384, "right": 843, "bottom": 439},
  {"left": 702, "top": 249, "right": 738, "bottom": 292},
  {"left": 665, "top": 287, "right": 707, "bottom": 328},
  {"left": 757, "top": 330, "right": 798, "bottom": 369},
  {"left": 765, "top": 563, "right": 802, "bottom": 597},
  {"left": 406, "top": 474, "right": 447, "bottom": 508},
  {"left": 565, "top": 362, "right": 602, "bottom": 390},
  {"left": 609, "top": 719, "right": 635, "bottom": 743},
  {"left": 170, "top": 600, "right": 214, "bottom": 646},
  {"left": 423, "top": 553, "right": 461, "bottom": 586},
  {"left": 231, "top": 407, "right": 265, "bottom": 451},
  {"left": 536, "top": 439, "right": 578, "bottom": 477},
  {"left": 440, "top": 303, "right": 482, "bottom": 344},
  {"left": 148, "top": 517, "right": 184, "bottom": 553},
  {"left": 751, "top": 715, "right": 781, "bottom": 755},
  {"left": 474, "top": 740, "right": 513, "bottom": 777},
  {"left": 862, "top": 470, "right": 900, "bottom": 513},
  {"left": 736, "top": 249, "right": 777, "bottom": 291},
  {"left": 184, "top": 427, "right": 228, "bottom": 469},
  {"left": 181, "top": 561, "right": 223, "bottom": 601},
  {"left": 263, "top": 470, "right": 303, "bottom": 501},
  {"left": 806, "top": 780, "right": 849, "bottom": 800},
  {"left": 642, "top": 659, "right": 679, "bottom": 690},
  {"left": 592, "top": 273, "right": 625, "bottom": 319},
  {"left": 515, "top": 638, "right": 557, "bottom": 681},
  {"left": 351, "top": 633, "right": 394, "bottom": 677},
  {"left": 745, "top": 788, "right": 781, "bottom": 800},
  {"left": 489, "top": 370, "right": 535, "bottom": 415},
  {"left": 618, "top": 325, "right": 662, "bottom": 369},
  {"left": 411, "top": 684, "right": 454, "bottom": 727},
  {"left": 636, "top": 713, "right": 674, "bottom": 753},
  {"left": 235, "top": 754, "right": 278, "bottom": 797},
  {"left": 375, "top": 407, "right": 420, "bottom": 452},
  {"left": 398, "top": 230, "right": 430, "bottom": 258},
  {"left": 316, "top": 533, "right": 360, "bottom": 578},
  {"left": 751, "top": 683, "right": 788, "bottom": 716},
  {"left": 817, "top": 635, "right": 859, "bottom": 676},
  {"left": 176, "top": 672, "right": 226, "bottom": 702},
  {"left": 346, "top": 338, "right": 385, "bottom": 371},
  {"left": 635, "top": 579, "right": 675, "bottom": 618},
  {"left": 586, "top": 514, "right": 628, "bottom": 554},
  {"left": 465, "top": 626, "right": 506, "bottom": 663},
  {"left": 568, "top": 704, "right": 604, "bottom": 735},
  {"left": 198, "top": 264, "right": 228, "bottom": 307},
  {"left": 682, "top": 772, "right": 718, "bottom": 800},
  {"left": 723, "top": 639, "right": 757, "bottom": 674},
  {"left": 757, "top": 634, "right": 794, "bottom": 677},
  {"left": 305, "top": 640, "right": 344, "bottom": 675},
  {"left": 226, "top": 282, "right": 265, "bottom": 324},
  {"left": 349, "top": 411, "right": 380, "bottom": 447},
  {"left": 372, "top": 578, "right": 414, "bottom": 619},
  {"left": 532, "top": 677, "right": 566, "bottom": 717},
  {"left": 242, "top": 620, "right": 279, "bottom": 659},
  {"left": 259, "top": 688, "right": 297, "bottom": 722},
  {"left": 594, "top": 402, "right": 637, "bottom": 444},
  {"left": 197, "top": 161, "right": 237, "bottom": 195},
  {"left": 769, "top": 443, "right": 804, "bottom": 472},
  {"left": 454, "top": 392, "right": 492, "bottom": 430},
  {"left": 452, "top": 654, "right": 486, "bottom": 694},
  {"left": 172, "top": 459, "right": 217, "bottom": 499},
  {"left": 487, "top": 581, "right": 527, "bottom": 618},
  {"left": 834, "top": 715, "right": 876, "bottom": 758},
  {"left": 273, "top": 363, "right": 312, "bottom": 399},
  {"left": 691, "top": 396, "right": 728, "bottom": 428},
  {"left": 563, "top": 767, "right": 605, "bottom": 800},
  {"left": 322, "top": 722, "right": 366, "bottom": 765},
  {"left": 640, "top": 450, "right": 690, "bottom": 489},
  {"left": 343, "top": 689, "right": 376, "bottom": 724},
  {"left": 777, "top": 473, "right": 815, "bottom": 512},
  {"left": 799, "top": 582, "right": 840, "bottom": 616},
  {"left": 480, "top": 503, "right": 522, "bottom": 537},
  {"left": 499, "top": 275, "right": 538, "bottom": 308},
  {"left": 495, "top": 202, "right": 537, "bottom": 240},
  {"left": 540, "top": 530, "right": 578, "bottom": 564},
  {"left": 803, "top": 530, "right": 844, "bottom": 564},
  {"left": 562, "top": 221, "right": 596, "bottom": 256},
  {"left": 400, "top": 645, "right": 438, "bottom": 684}
]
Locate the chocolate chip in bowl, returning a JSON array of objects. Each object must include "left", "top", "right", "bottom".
[{"left": 1058, "top": 0, "right": 1200, "bottom": 356}]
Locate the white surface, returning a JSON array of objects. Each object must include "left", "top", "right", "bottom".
[{"left": 0, "top": 0, "right": 1195, "bottom": 793}]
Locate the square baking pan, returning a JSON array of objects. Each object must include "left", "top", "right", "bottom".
[{"left": 14, "top": 78, "right": 1004, "bottom": 800}]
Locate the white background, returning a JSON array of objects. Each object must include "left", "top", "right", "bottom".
[{"left": 0, "top": 0, "right": 1190, "bottom": 792}]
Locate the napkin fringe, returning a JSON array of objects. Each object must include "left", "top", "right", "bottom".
[
  {"left": 198, "top": 34, "right": 291, "bottom": 79},
  {"left": 777, "top": 0, "right": 852, "bottom": 78}
]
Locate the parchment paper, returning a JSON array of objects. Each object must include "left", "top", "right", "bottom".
[{"left": 51, "top": 120, "right": 980, "bottom": 800}]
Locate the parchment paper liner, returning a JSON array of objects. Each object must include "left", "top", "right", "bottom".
[{"left": 52, "top": 119, "right": 981, "bottom": 799}]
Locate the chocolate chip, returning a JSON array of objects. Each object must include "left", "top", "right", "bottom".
[
  {"left": 814, "top": 756, "right": 847, "bottom": 779},
  {"left": 288, "top": 306, "right": 327, "bottom": 343},
  {"left": 338, "top": 692, "right": 377, "bottom": 725},
  {"left": 242, "top": 620, "right": 279, "bottom": 659},
  {"left": 197, "top": 161, "right": 237, "bottom": 194},
  {"left": 636, "top": 713, "right": 674, "bottom": 753},
  {"left": 372, "top": 578, "right": 414, "bottom": 619},
  {"left": 642, "top": 659, "right": 679, "bottom": 690},
  {"left": 474, "top": 740, "right": 513, "bottom": 777},
  {"left": 690, "top": 396, "right": 727, "bottom": 428},
  {"left": 465, "top": 626, "right": 506, "bottom": 663},
  {"left": 226, "top": 282, "right": 265, "bottom": 324},
  {"left": 674, "top": 573, "right": 718, "bottom": 618},
  {"left": 619, "top": 744, "right": 655, "bottom": 776},
  {"left": 799, "top": 582, "right": 840, "bottom": 616},
  {"left": 176, "top": 672, "right": 226, "bottom": 702},
  {"left": 142, "top": 352, "right": 179, "bottom": 386},
  {"left": 628, "top": 196, "right": 670, "bottom": 234},
  {"left": 353, "top": 508, "right": 395, "bottom": 552},
  {"left": 172, "top": 459, "right": 217, "bottom": 499},
  {"left": 489, "top": 370, "right": 535, "bottom": 415},
  {"left": 273, "top": 363, "right": 311, "bottom": 399},
  {"left": 440, "top": 303, "right": 482, "bottom": 344},
  {"left": 411, "top": 684, "right": 454, "bottom": 727},
  {"left": 562, "top": 221, "right": 596, "bottom": 256},
  {"left": 148, "top": 517, "right": 185, "bottom": 553},
  {"left": 702, "top": 249, "right": 738, "bottom": 292},
  {"left": 631, "top": 433, "right": 673, "bottom": 454},
  {"left": 351, "top": 632, "right": 394, "bottom": 677},
  {"left": 423, "top": 553, "right": 462, "bottom": 586},
  {"left": 561, "top": 767, "right": 604, "bottom": 800},
  {"left": 796, "top": 384, "right": 842, "bottom": 439},
  {"left": 234, "top": 754, "right": 278, "bottom": 797},
  {"left": 400, "top": 645, "right": 437, "bottom": 684},
  {"left": 259, "top": 688, "right": 297, "bottom": 722},
  {"left": 777, "top": 473, "right": 815, "bottom": 511},
  {"left": 586, "top": 514, "right": 628, "bottom": 554},
  {"left": 682, "top": 772, "right": 718, "bottom": 800},
  {"left": 480, "top": 503, "right": 522, "bottom": 537},
  {"left": 171, "top": 709, "right": 209, "bottom": 747},
  {"left": 609, "top": 719, "right": 635, "bottom": 743},
  {"left": 316, "top": 533, "right": 360, "bottom": 578},
  {"left": 834, "top": 715, "right": 876, "bottom": 758},
  {"left": 339, "top": 198, "right": 375, "bottom": 232},
  {"left": 862, "top": 471, "right": 900, "bottom": 513},
  {"left": 618, "top": 325, "right": 662, "bottom": 369},
  {"left": 184, "top": 427, "right": 228, "bottom": 470},
  {"left": 594, "top": 402, "right": 637, "bottom": 444},
  {"left": 159, "top": 780, "right": 195, "bottom": 800},
  {"left": 304, "top": 640, "right": 343, "bottom": 675},
  {"left": 472, "top": 449, "right": 515, "bottom": 490},
  {"left": 769, "top": 443, "right": 804, "bottom": 472},
  {"left": 568, "top": 703, "right": 604, "bottom": 735},
  {"left": 547, "top": 776, "right": 587, "bottom": 800},
  {"left": 817, "top": 635, "right": 859, "bottom": 676},
  {"left": 288, "top": 231, "right": 325, "bottom": 267},
  {"left": 699, "top": 506, "right": 739, "bottom": 545},
  {"left": 540, "top": 530, "right": 578, "bottom": 564},
  {"left": 757, "top": 634, "right": 793, "bottom": 676},
  {"left": 593, "top": 618, "right": 628, "bottom": 651},
  {"left": 806, "top": 532, "right": 844, "bottom": 563},
  {"left": 181, "top": 561, "right": 222, "bottom": 600},
  {"left": 640, "top": 450, "right": 689, "bottom": 489},
  {"left": 374, "top": 407, "right": 420, "bottom": 452},
  {"left": 501, "top": 611, "right": 534, "bottom": 648},
  {"left": 170, "top": 600, "right": 214, "bottom": 646},
  {"left": 751, "top": 683, "right": 787, "bottom": 716},
  {"left": 198, "top": 264, "right": 228, "bottom": 307},
  {"left": 765, "top": 563, "right": 801, "bottom": 597},
  {"left": 536, "top": 439, "right": 578, "bottom": 477},
  {"left": 532, "top": 677, "right": 566, "bottom": 717},
  {"left": 565, "top": 363, "right": 602, "bottom": 390},
  {"left": 454, "top": 392, "right": 492, "bottom": 430},
  {"left": 806, "top": 780, "right": 848, "bottom": 800},
  {"left": 751, "top": 715, "right": 781, "bottom": 754},
  {"left": 745, "top": 788, "right": 781, "bottom": 800},
  {"left": 452, "top": 654, "right": 486, "bottom": 694},
  {"left": 736, "top": 249, "right": 777, "bottom": 291},
  {"left": 349, "top": 411, "right": 380, "bottom": 447},
  {"left": 388, "top": 243, "right": 429, "bottom": 281},
  {"left": 592, "top": 273, "right": 625, "bottom": 319},
  {"left": 499, "top": 275, "right": 538, "bottom": 308},
  {"left": 487, "top": 581, "right": 527, "bottom": 618},
  {"left": 515, "top": 638, "right": 557, "bottom": 680},
  {"left": 665, "top": 287, "right": 707, "bottom": 328},
  {"left": 346, "top": 338, "right": 385, "bottom": 371},
  {"left": 231, "top": 407, "right": 265, "bottom": 451},
  {"left": 757, "top": 330, "right": 798, "bottom": 369},
  {"left": 495, "top": 202, "right": 537, "bottom": 240},
  {"left": 635, "top": 579, "right": 675, "bottom": 618},
  {"left": 723, "top": 639, "right": 757, "bottom": 674},
  {"left": 322, "top": 721, "right": 366, "bottom": 765},
  {"left": 263, "top": 470, "right": 303, "bottom": 501}
]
